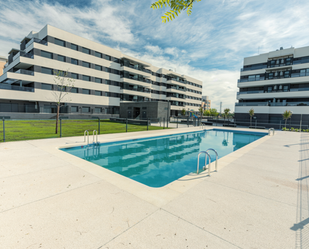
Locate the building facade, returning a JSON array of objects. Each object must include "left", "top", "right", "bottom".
[
  {"left": 0, "top": 56, "right": 7, "bottom": 76},
  {"left": 0, "top": 25, "right": 203, "bottom": 119},
  {"left": 235, "top": 46, "right": 309, "bottom": 126},
  {"left": 201, "top": 95, "right": 211, "bottom": 111}
]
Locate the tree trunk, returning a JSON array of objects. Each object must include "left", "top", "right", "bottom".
[
  {"left": 250, "top": 117, "right": 252, "bottom": 127},
  {"left": 55, "top": 105, "right": 60, "bottom": 134},
  {"left": 285, "top": 119, "right": 287, "bottom": 129}
]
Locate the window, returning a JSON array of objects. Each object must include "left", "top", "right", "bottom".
[
  {"left": 71, "top": 58, "right": 78, "bottom": 65},
  {"left": 71, "top": 106, "right": 78, "bottom": 112},
  {"left": 57, "top": 85, "right": 66, "bottom": 91},
  {"left": 82, "top": 47, "right": 90, "bottom": 54},
  {"left": 41, "top": 51, "right": 53, "bottom": 59},
  {"left": 55, "top": 38, "right": 65, "bottom": 47},
  {"left": 57, "top": 55, "right": 65, "bottom": 62},
  {"left": 41, "top": 67, "right": 53, "bottom": 75},
  {"left": 82, "top": 89, "right": 90, "bottom": 94},
  {"left": 71, "top": 73, "right": 78, "bottom": 79},
  {"left": 95, "top": 65, "right": 102, "bottom": 71},
  {"left": 82, "top": 107, "right": 90, "bottom": 113},
  {"left": 248, "top": 75, "right": 256, "bottom": 81},
  {"left": 283, "top": 85, "right": 289, "bottom": 92},
  {"left": 95, "top": 107, "right": 102, "bottom": 113},
  {"left": 83, "top": 75, "right": 91, "bottom": 81},
  {"left": 105, "top": 67, "right": 111, "bottom": 73},
  {"left": 41, "top": 83, "right": 53, "bottom": 90},
  {"left": 95, "top": 91, "right": 102, "bottom": 96},
  {"left": 71, "top": 44, "right": 78, "bottom": 50},
  {"left": 105, "top": 55, "right": 111, "bottom": 61},
  {"left": 267, "top": 86, "right": 272, "bottom": 93},
  {"left": 95, "top": 78, "right": 102, "bottom": 83},
  {"left": 82, "top": 61, "right": 91, "bottom": 68},
  {"left": 95, "top": 51, "right": 102, "bottom": 58},
  {"left": 71, "top": 87, "right": 78, "bottom": 93}
]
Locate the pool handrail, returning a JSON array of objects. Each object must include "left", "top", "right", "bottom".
[
  {"left": 268, "top": 128, "right": 275, "bottom": 136},
  {"left": 197, "top": 151, "right": 212, "bottom": 176},
  {"left": 205, "top": 148, "right": 218, "bottom": 172},
  {"left": 93, "top": 130, "right": 98, "bottom": 144},
  {"left": 84, "top": 130, "right": 89, "bottom": 144}
]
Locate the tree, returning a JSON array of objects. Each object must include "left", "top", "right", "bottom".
[
  {"left": 151, "top": 0, "right": 201, "bottom": 23},
  {"left": 223, "top": 108, "right": 230, "bottom": 124},
  {"left": 209, "top": 108, "right": 218, "bottom": 117},
  {"left": 52, "top": 70, "right": 75, "bottom": 134},
  {"left": 282, "top": 110, "right": 292, "bottom": 129},
  {"left": 203, "top": 109, "right": 210, "bottom": 116},
  {"left": 181, "top": 108, "right": 186, "bottom": 116},
  {"left": 249, "top": 108, "right": 254, "bottom": 127}
]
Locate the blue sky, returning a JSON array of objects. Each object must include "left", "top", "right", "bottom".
[{"left": 1, "top": 0, "right": 309, "bottom": 111}]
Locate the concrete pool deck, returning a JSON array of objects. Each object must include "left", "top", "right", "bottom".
[{"left": 0, "top": 126, "right": 308, "bottom": 248}]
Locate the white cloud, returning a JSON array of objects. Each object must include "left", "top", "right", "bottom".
[
  {"left": 0, "top": 0, "right": 136, "bottom": 56},
  {"left": 144, "top": 45, "right": 162, "bottom": 54}
]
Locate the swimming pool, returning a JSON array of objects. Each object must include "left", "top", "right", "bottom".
[{"left": 61, "top": 129, "right": 265, "bottom": 187}]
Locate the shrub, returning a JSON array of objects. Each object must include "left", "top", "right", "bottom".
[
  {"left": 291, "top": 127, "right": 295, "bottom": 131},
  {"left": 282, "top": 127, "right": 287, "bottom": 131}
]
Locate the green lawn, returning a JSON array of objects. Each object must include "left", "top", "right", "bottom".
[{"left": 0, "top": 119, "right": 166, "bottom": 142}]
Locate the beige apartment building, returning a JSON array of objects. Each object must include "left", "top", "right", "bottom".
[
  {"left": 0, "top": 25, "right": 203, "bottom": 118},
  {"left": 0, "top": 56, "right": 7, "bottom": 76}
]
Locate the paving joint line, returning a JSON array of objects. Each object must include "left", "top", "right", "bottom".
[
  {"left": 97, "top": 208, "right": 160, "bottom": 249},
  {"left": 161, "top": 208, "right": 244, "bottom": 249}
]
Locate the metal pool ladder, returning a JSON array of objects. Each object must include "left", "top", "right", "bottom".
[
  {"left": 268, "top": 128, "right": 275, "bottom": 136},
  {"left": 84, "top": 130, "right": 89, "bottom": 145},
  {"left": 93, "top": 130, "right": 98, "bottom": 144},
  {"left": 205, "top": 148, "right": 218, "bottom": 172},
  {"left": 197, "top": 151, "right": 211, "bottom": 176}
]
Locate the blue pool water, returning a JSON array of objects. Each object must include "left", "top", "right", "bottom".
[{"left": 61, "top": 129, "right": 265, "bottom": 187}]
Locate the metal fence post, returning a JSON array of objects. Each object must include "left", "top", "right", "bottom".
[
  {"left": 147, "top": 119, "right": 149, "bottom": 131},
  {"left": 163, "top": 118, "right": 165, "bottom": 129},
  {"left": 279, "top": 120, "right": 281, "bottom": 130},
  {"left": 177, "top": 117, "right": 178, "bottom": 128},
  {"left": 2, "top": 117, "right": 5, "bottom": 142},
  {"left": 187, "top": 117, "right": 189, "bottom": 127},
  {"left": 300, "top": 114, "right": 302, "bottom": 132},
  {"left": 126, "top": 118, "right": 128, "bottom": 132},
  {"left": 98, "top": 118, "right": 100, "bottom": 135}
]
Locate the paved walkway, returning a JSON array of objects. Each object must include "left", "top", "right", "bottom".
[{"left": 0, "top": 127, "right": 307, "bottom": 248}]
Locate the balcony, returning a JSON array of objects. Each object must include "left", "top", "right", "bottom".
[
  {"left": 121, "top": 74, "right": 151, "bottom": 84},
  {"left": 25, "top": 38, "right": 47, "bottom": 49},
  {"left": 237, "top": 90, "right": 264, "bottom": 95},
  {"left": 236, "top": 101, "right": 309, "bottom": 107},
  {"left": 0, "top": 84, "right": 34, "bottom": 92},
  {"left": 14, "top": 69, "right": 34, "bottom": 76}
]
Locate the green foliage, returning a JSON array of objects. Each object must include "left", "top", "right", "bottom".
[
  {"left": 150, "top": 0, "right": 201, "bottom": 23},
  {"left": 248, "top": 108, "right": 254, "bottom": 117},
  {"left": 223, "top": 108, "right": 230, "bottom": 117},
  {"left": 209, "top": 108, "right": 218, "bottom": 117},
  {"left": 203, "top": 110, "right": 210, "bottom": 116},
  {"left": 199, "top": 107, "right": 203, "bottom": 114},
  {"left": 282, "top": 127, "right": 287, "bottom": 131},
  {"left": 181, "top": 108, "right": 186, "bottom": 116},
  {"left": 282, "top": 110, "right": 292, "bottom": 120},
  {"left": 290, "top": 127, "right": 295, "bottom": 131}
]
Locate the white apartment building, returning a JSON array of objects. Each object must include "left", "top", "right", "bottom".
[
  {"left": 235, "top": 46, "right": 309, "bottom": 126},
  {"left": 0, "top": 25, "right": 203, "bottom": 118}
]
